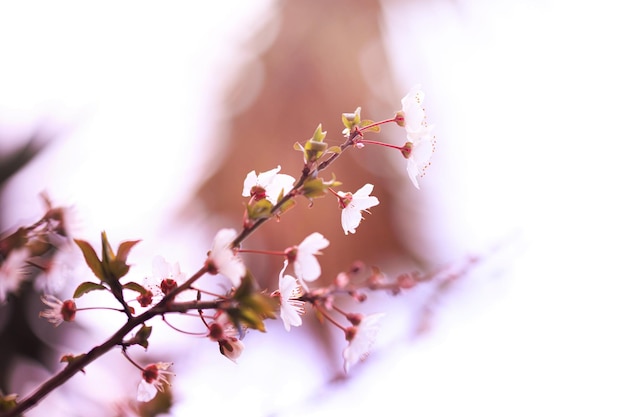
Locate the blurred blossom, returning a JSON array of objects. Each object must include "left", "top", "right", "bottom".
[
  {"left": 206, "top": 228, "right": 246, "bottom": 287},
  {"left": 0, "top": 247, "right": 29, "bottom": 302}
]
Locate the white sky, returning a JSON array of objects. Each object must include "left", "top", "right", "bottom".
[{"left": 1, "top": 0, "right": 625, "bottom": 416}]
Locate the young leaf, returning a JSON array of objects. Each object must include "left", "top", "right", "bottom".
[
  {"left": 276, "top": 198, "right": 296, "bottom": 215},
  {"left": 116, "top": 239, "right": 141, "bottom": 264},
  {"left": 73, "top": 281, "right": 107, "bottom": 298},
  {"left": 74, "top": 239, "right": 104, "bottom": 281},
  {"left": 361, "top": 120, "right": 381, "bottom": 132},
  {"left": 247, "top": 199, "right": 273, "bottom": 220},
  {"left": 60, "top": 353, "right": 87, "bottom": 373},
  {"left": 108, "top": 259, "right": 131, "bottom": 281},
  {"left": 123, "top": 281, "right": 148, "bottom": 294},
  {"left": 100, "top": 231, "right": 115, "bottom": 265},
  {"left": 327, "top": 146, "right": 342, "bottom": 154}
]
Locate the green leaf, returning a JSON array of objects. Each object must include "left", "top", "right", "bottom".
[
  {"left": 327, "top": 146, "right": 342, "bottom": 154},
  {"left": 135, "top": 325, "right": 152, "bottom": 349},
  {"left": 233, "top": 271, "right": 255, "bottom": 301},
  {"left": 301, "top": 177, "right": 329, "bottom": 199},
  {"left": 0, "top": 392, "right": 18, "bottom": 412},
  {"left": 341, "top": 107, "right": 362, "bottom": 130},
  {"left": 116, "top": 240, "right": 141, "bottom": 264},
  {"left": 239, "top": 307, "right": 267, "bottom": 332},
  {"left": 304, "top": 139, "right": 328, "bottom": 163},
  {"left": 108, "top": 259, "right": 131, "bottom": 281},
  {"left": 246, "top": 199, "right": 273, "bottom": 220},
  {"left": 122, "top": 281, "right": 148, "bottom": 294},
  {"left": 276, "top": 198, "right": 296, "bottom": 215},
  {"left": 73, "top": 281, "right": 107, "bottom": 298},
  {"left": 246, "top": 293, "right": 279, "bottom": 320},
  {"left": 361, "top": 120, "right": 380, "bottom": 132},
  {"left": 74, "top": 239, "right": 104, "bottom": 281},
  {"left": 60, "top": 353, "right": 86, "bottom": 373},
  {"left": 230, "top": 273, "right": 278, "bottom": 333},
  {"left": 100, "top": 231, "right": 115, "bottom": 265},
  {"left": 311, "top": 123, "right": 327, "bottom": 142}
]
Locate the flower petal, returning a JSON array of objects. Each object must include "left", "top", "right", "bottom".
[
  {"left": 137, "top": 380, "right": 157, "bottom": 402},
  {"left": 341, "top": 207, "right": 362, "bottom": 235},
  {"left": 295, "top": 252, "right": 322, "bottom": 281},
  {"left": 298, "top": 232, "right": 329, "bottom": 253},
  {"left": 401, "top": 85, "right": 426, "bottom": 133}
]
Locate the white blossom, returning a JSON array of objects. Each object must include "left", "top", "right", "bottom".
[
  {"left": 337, "top": 183, "right": 380, "bottom": 235},
  {"left": 405, "top": 128, "right": 435, "bottom": 189},
  {"left": 401, "top": 85, "right": 426, "bottom": 134},
  {"left": 278, "top": 261, "right": 304, "bottom": 331},
  {"left": 342, "top": 313, "right": 385, "bottom": 373},
  {"left": 401, "top": 85, "right": 435, "bottom": 190},
  {"left": 292, "top": 232, "right": 329, "bottom": 282},
  {"left": 142, "top": 255, "right": 186, "bottom": 300},
  {"left": 206, "top": 229, "right": 246, "bottom": 287},
  {"left": 242, "top": 165, "right": 296, "bottom": 205}
]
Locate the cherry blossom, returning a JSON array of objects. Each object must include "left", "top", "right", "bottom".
[
  {"left": 31, "top": 250, "right": 74, "bottom": 296},
  {"left": 278, "top": 261, "right": 304, "bottom": 331},
  {"left": 286, "top": 232, "right": 329, "bottom": 283},
  {"left": 0, "top": 248, "right": 29, "bottom": 303},
  {"left": 242, "top": 165, "right": 296, "bottom": 205},
  {"left": 39, "top": 295, "right": 77, "bottom": 327},
  {"left": 400, "top": 85, "right": 435, "bottom": 189},
  {"left": 206, "top": 228, "right": 246, "bottom": 287},
  {"left": 400, "top": 85, "right": 426, "bottom": 134},
  {"left": 143, "top": 256, "right": 186, "bottom": 303},
  {"left": 137, "top": 362, "right": 173, "bottom": 402},
  {"left": 342, "top": 313, "right": 385, "bottom": 373},
  {"left": 336, "top": 184, "right": 380, "bottom": 235},
  {"left": 208, "top": 312, "right": 245, "bottom": 363}
]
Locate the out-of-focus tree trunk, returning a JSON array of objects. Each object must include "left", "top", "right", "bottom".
[{"left": 194, "top": 0, "right": 427, "bottom": 292}]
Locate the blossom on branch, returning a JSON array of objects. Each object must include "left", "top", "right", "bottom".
[
  {"left": 278, "top": 261, "right": 304, "bottom": 331},
  {"left": 399, "top": 85, "right": 436, "bottom": 189},
  {"left": 242, "top": 165, "right": 295, "bottom": 205},
  {"left": 399, "top": 85, "right": 425, "bottom": 133},
  {"left": 208, "top": 312, "right": 245, "bottom": 363},
  {"left": 145, "top": 255, "right": 186, "bottom": 300},
  {"left": 285, "top": 232, "right": 329, "bottom": 283},
  {"left": 342, "top": 312, "right": 385, "bottom": 373},
  {"left": 206, "top": 228, "right": 246, "bottom": 287},
  {"left": 137, "top": 362, "right": 173, "bottom": 402},
  {"left": 336, "top": 184, "right": 380, "bottom": 235},
  {"left": 39, "top": 295, "right": 77, "bottom": 326}
]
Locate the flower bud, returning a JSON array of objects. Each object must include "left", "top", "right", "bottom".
[{"left": 394, "top": 110, "right": 406, "bottom": 127}]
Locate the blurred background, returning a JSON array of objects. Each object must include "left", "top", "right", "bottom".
[{"left": 1, "top": 0, "right": 625, "bottom": 415}]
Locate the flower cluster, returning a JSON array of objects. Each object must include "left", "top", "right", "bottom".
[
  {"left": 0, "top": 85, "right": 437, "bottom": 416},
  {"left": 0, "top": 195, "right": 73, "bottom": 303}
]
